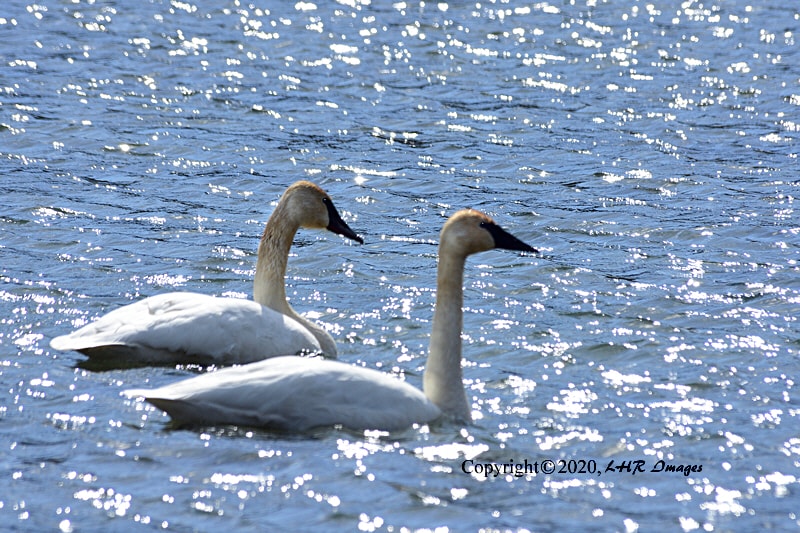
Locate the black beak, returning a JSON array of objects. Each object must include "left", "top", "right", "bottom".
[
  {"left": 481, "top": 221, "right": 537, "bottom": 253},
  {"left": 324, "top": 198, "right": 364, "bottom": 244}
]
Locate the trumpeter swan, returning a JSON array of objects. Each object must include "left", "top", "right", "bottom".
[
  {"left": 51, "top": 181, "right": 363, "bottom": 366},
  {"left": 125, "top": 209, "right": 534, "bottom": 430}
]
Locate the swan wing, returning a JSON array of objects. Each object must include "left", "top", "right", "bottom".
[
  {"left": 50, "top": 292, "right": 321, "bottom": 365},
  {"left": 124, "top": 356, "right": 442, "bottom": 431}
]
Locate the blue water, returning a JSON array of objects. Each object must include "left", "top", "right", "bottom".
[{"left": 2, "top": 0, "right": 799, "bottom": 530}]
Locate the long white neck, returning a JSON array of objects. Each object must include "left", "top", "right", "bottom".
[
  {"left": 252, "top": 206, "right": 337, "bottom": 357},
  {"left": 423, "top": 250, "right": 470, "bottom": 420}
]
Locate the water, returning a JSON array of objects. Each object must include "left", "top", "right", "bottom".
[{"left": 2, "top": 0, "right": 799, "bottom": 530}]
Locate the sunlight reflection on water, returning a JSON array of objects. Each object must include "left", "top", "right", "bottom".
[{"left": 1, "top": 0, "right": 799, "bottom": 530}]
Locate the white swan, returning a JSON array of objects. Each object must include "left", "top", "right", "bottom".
[
  {"left": 51, "top": 181, "right": 363, "bottom": 366},
  {"left": 124, "top": 209, "right": 535, "bottom": 431}
]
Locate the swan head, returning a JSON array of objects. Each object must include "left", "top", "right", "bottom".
[
  {"left": 282, "top": 181, "right": 364, "bottom": 244},
  {"left": 440, "top": 209, "right": 536, "bottom": 257}
]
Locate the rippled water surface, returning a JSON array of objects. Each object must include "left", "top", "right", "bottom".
[{"left": 2, "top": 0, "right": 799, "bottom": 530}]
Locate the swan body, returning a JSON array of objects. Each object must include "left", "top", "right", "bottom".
[
  {"left": 50, "top": 293, "right": 320, "bottom": 365},
  {"left": 125, "top": 209, "right": 535, "bottom": 431},
  {"left": 51, "top": 181, "right": 362, "bottom": 366},
  {"left": 125, "top": 356, "right": 442, "bottom": 431}
]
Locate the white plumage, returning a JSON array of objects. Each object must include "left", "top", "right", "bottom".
[
  {"left": 50, "top": 181, "right": 362, "bottom": 366},
  {"left": 126, "top": 356, "right": 441, "bottom": 431},
  {"left": 125, "top": 209, "right": 535, "bottom": 432},
  {"left": 50, "top": 292, "right": 320, "bottom": 365}
]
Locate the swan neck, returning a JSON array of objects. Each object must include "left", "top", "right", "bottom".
[
  {"left": 252, "top": 204, "right": 338, "bottom": 357},
  {"left": 253, "top": 206, "right": 297, "bottom": 312},
  {"left": 423, "top": 251, "right": 470, "bottom": 420}
]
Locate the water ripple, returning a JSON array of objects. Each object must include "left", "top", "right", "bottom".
[{"left": 2, "top": 0, "right": 799, "bottom": 530}]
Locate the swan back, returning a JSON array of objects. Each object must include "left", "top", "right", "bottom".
[
  {"left": 50, "top": 293, "right": 320, "bottom": 366},
  {"left": 125, "top": 357, "right": 441, "bottom": 432}
]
